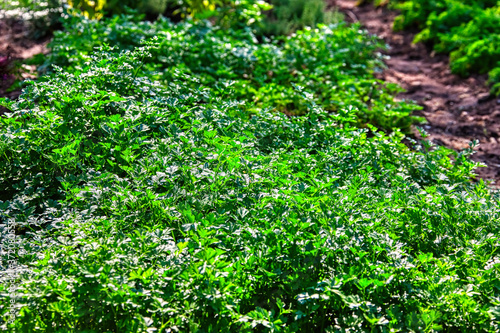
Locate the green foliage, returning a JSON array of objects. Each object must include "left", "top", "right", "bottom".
[
  {"left": 0, "top": 0, "right": 64, "bottom": 39},
  {"left": 1, "top": 0, "right": 271, "bottom": 34},
  {"left": 371, "top": 0, "right": 500, "bottom": 95},
  {"left": 0, "top": 7, "right": 499, "bottom": 333},
  {"left": 94, "top": 0, "right": 272, "bottom": 28},
  {"left": 169, "top": 0, "right": 272, "bottom": 24},
  {"left": 488, "top": 65, "right": 500, "bottom": 96},
  {"left": 193, "top": 0, "right": 273, "bottom": 30},
  {"left": 259, "top": 0, "right": 343, "bottom": 36},
  {"left": 65, "top": 0, "right": 273, "bottom": 30},
  {"left": 41, "top": 13, "right": 421, "bottom": 132}
]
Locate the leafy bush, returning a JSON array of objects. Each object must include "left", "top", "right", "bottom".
[
  {"left": 67, "top": 0, "right": 335, "bottom": 35},
  {"left": 40, "top": 13, "right": 421, "bottom": 132},
  {"left": 1, "top": 0, "right": 271, "bottom": 34},
  {"left": 1, "top": 7, "right": 499, "bottom": 333},
  {"left": 1, "top": 39, "right": 499, "bottom": 332},
  {"left": 488, "top": 65, "right": 500, "bottom": 96},
  {"left": 259, "top": 0, "right": 343, "bottom": 36},
  {"left": 169, "top": 0, "right": 272, "bottom": 27},
  {"left": 367, "top": 0, "right": 500, "bottom": 95},
  {"left": 67, "top": 0, "right": 273, "bottom": 30},
  {"left": 0, "top": 0, "right": 64, "bottom": 39}
]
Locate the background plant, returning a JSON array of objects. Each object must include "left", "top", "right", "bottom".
[
  {"left": 365, "top": 0, "right": 500, "bottom": 95},
  {"left": 258, "top": 0, "right": 344, "bottom": 37},
  {"left": 0, "top": 0, "right": 64, "bottom": 39},
  {"left": 39, "top": 12, "right": 422, "bottom": 132}
]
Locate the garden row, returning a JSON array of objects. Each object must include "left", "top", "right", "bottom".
[{"left": 1, "top": 2, "right": 500, "bottom": 332}]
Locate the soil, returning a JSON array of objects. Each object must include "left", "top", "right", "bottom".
[
  {"left": 0, "top": 18, "right": 50, "bottom": 114},
  {"left": 331, "top": 0, "right": 500, "bottom": 186}
]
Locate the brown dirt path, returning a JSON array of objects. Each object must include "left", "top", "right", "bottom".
[
  {"left": 0, "top": 18, "right": 50, "bottom": 115},
  {"left": 330, "top": 0, "right": 500, "bottom": 186}
]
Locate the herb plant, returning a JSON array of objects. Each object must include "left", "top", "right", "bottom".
[
  {"left": 41, "top": 13, "right": 422, "bottom": 132},
  {"left": 1, "top": 5, "right": 499, "bottom": 333},
  {"left": 368, "top": 0, "right": 500, "bottom": 95}
]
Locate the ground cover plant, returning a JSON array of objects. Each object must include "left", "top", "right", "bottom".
[
  {"left": 1, "top": 3, "right": 500, "bottom": 333},
  {"left": 0, "top": 0, "right": 63, "bottom": 39},
  {"left": 366, "top": 0, "right": 500, "bottom": 95},
  {"left": 258, "top": 0, "right": 343, "bottom": 37},
  {"left": 41, "top": 12, "right": 422, "bottom": 132}
]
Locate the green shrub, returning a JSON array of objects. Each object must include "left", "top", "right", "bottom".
[
  {"left": 0, "top": 0, "right": 64, "bottom": 39},
  {"left": 0, "top": 39, "right": 498, "bottom": 331},
  {"left": 1, "top": 0, "right": 271, "bottom": 34},
  {"left": 1, "top": 6, "right": 499, "bottom": 333},
  {"left": 488, "top": 64, "right": 500, "bottom": 95},
  {"left": 40, "top": 13, "right": 421, "bottom": 132},
  {"left": 259, "top": 0, "right": 343, "bottom": 36},
  {"left": 372, "top": 0, "right": 500, "bottom": 95}
]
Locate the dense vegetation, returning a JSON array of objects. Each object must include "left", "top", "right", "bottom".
[
  {"left": 368, "top": 0, "right": 500, "bottom": 95},
  {"left": 257, "top": 0, "right": 343, "bottom": 36},
  {"left": 1, "top": 1, "right": 500, "bottom": 332},
  {"left": 39, "top": 11, "right": 420, "bottom": 132},
  {"left": 0, "top": 0, "right": 337, "bottom": 38}
]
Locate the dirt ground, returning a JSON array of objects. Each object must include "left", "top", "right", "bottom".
[
  {"left": 332, "top": 0, "right": 500, "bottom": 186},
  {"left": 0, "top": 18, "right": 50, "bottom": 114}
]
